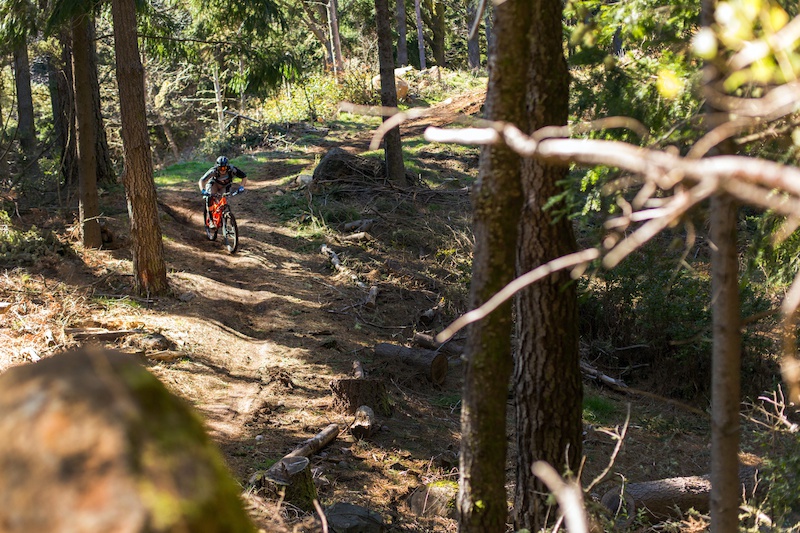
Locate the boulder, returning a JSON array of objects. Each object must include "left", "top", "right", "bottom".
[{"left": 0, "top": 347, "right": 255, "bottom": 533}]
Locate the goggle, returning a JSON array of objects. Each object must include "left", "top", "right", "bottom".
[{"left": 218, "top": 166, "right": 228, "bottom": 172}]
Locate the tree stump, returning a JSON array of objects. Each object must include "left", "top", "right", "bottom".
[
  {"left": 264, "top": 456, "right": 317, "bottom": 512},
  {"left": 330, "top": 361, "right": 392, "bottom": 416},
  {"left": 373, "top": 343, "right": 448, "bottom": 385}
]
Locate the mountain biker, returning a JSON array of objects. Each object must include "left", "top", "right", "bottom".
[{"left": 199, "top": 156, "right": 247, "bottom": 228}]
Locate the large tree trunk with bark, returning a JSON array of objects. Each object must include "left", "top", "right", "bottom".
[
  {"left": 112, "top": 0, "right": 169, "bottom": 297},
  {"left": 396, "top": 0, "right": 408, "bottom": 66},
  {"left": 456, "top": 0, "right": 526, "bottom": 529},
  {"left": 512, "top": 0, "right": 582, "bottom": 530},
  {"left": 375, "top": 0, "right": 406, "bottom": 185},
  {"left": 72, "top": 16, "right": 103, "bottom": 248}
]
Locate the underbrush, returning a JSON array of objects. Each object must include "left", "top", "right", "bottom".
[
  {"left": 0, "top": 210, "right": 68, "bottom": 267},
  {"left": 579, "top": 233, "right": 779, "bottom": 403}
]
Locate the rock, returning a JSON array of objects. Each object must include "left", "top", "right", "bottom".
[
  {"left": 0, "top": 347, "right": 255, "bottom": 533},
  {"left": 178, "top": 291, "right": 196, "bottom": 302},
  {"left": 324, "top": 502, "right": 384, "bottom": 533},
  {"left": 408, "top": 480, "right": 458, "bottom": 519},
  {"left": 135, "top": 332, "right": 172, "bottom": 351}
]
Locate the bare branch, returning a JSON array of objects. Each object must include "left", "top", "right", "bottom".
[{"left": 436, "top": 249, "right": 600, "bottom": 342}]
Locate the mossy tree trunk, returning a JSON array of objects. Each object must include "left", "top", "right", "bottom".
[{"left": 456, "top": 0, "right": 526, "bottom": 528}]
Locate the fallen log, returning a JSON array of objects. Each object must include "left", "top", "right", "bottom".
[
  {"left": 65, "top": 327, "right": 145, "bottom": 341},
  {"left": 282, "top": 423, "right": 341, "bottom": 459},
  {"left": 600, "top": 465, "right": 760, "bottom": 523},
  {"left": 412, "top": 332, "right": 464, "bottom": 358},
  {"left": 374, "top": 343, "right": 448, "bottom": 386},
  {"left": 340, "top": 231, "right": 373, "bottom": 242},
  {"left": 343, "top": 219, "right": 375, "bottom": 232}
]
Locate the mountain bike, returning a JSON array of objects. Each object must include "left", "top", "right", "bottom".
[{"left": 203, "top": 190, "right": 241, "bottom": 253}]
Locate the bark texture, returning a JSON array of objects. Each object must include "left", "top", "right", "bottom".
[
  {"left": 112, "top": 0, "right": 169, "bottom": 296},
  {"left": 457, "top": 0, "right": 527, "bottom": 529},
  {"left": 396, "top": 0, "right": 408, "bottom": 65},
  {"left": 375, "top": 0, "right": 406, "bottom": 184},
  {"left": 13, "top": 42, "right": 37, "bottom": 159},
  {"left": 72, "top": 15, "right": 103, "bottom": 248},
  {"left": 467, "top": 0, "right": 480, "bottom": 70},
  {"left": 513, "top": 0, "right": 582, "bottom": 530},
  {"left": 87, "top": 17, "right": 116, "bottom": 187},
  {"left": 710, "top": 192, "right": 742, "bottom": 532}
]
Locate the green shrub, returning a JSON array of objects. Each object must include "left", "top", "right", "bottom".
[{"left": 0, "top": 211, "right": 65, "bottom": 266}]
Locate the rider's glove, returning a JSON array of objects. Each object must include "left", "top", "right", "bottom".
[
  {"left": 202, "top": 190, "right": 210, "bottom": 197},
  {"left": 237, "top": 186, "right": 245, "bottom": 194}
]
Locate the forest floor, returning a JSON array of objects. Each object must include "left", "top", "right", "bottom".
[{"left": 0, "top": 87, "right": 785, "bottom": 532}]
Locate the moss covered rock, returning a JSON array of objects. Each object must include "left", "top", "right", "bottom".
[{"left": 0, "top": 347, "right": 255, "bottom": 533}]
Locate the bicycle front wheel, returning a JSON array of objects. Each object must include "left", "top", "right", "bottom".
[{"left": 222, "top": 211, "right": 238, "bottom": 253}]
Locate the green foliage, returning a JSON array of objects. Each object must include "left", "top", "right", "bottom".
[
  {"left": 154, "top": 161, "right": 210, "bottom": 187},
  {"left": 745, "top": 211, "right": 800, "bottom": 288},
  {"left": 582, "top": 394, "right": 618, "bottom": 424},
  {"left": 580, "top": 235, "right": 774, "bottom": 400},
  {"left": 0, "top": 211, "right": 65, "bottom": 266},
  {"left": 265, "top": 190, "right": 307, "bottom": 222}
]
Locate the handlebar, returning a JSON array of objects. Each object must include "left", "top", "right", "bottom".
[{"left": 203, "top": 189, "right": 243, "bottom": 198}]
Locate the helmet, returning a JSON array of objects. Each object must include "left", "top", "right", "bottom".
[{"left": 215, "top": 156, "right": 229, "bottom": 168}]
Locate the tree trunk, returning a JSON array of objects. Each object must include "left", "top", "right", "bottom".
[
  {"left": 212, "top": 63, "right": 225, "bottom": 134},
  {"left": 430, "top": 0, "right": 446, "bottom": 66},
  {"left": 375, "top": 0, "right": 406, "bottom": 185},
  {"left": 87, "top": 16, "right": 116, "bottom": 187},
  {"left": 328, "top": 0, "right": 344, "bottom": 72},
  {"left": 709, "top": 165, "right": 742, "bottom": 533},
  {"left": 701, "top": 2, "right": 743, "bottom": 530},
  {"left": 299, "top": 0, "right": 334, "bottom": 69},
  {"left": 72, "top": 16, "right": 103, "bottom": 249},
  {"left": 13, "top": 41, "right": 35, "bottom": 156},
  {"left": 484, "top": 3, "right": 493, "bottom": 55},
  {"left": 396, "top": 0, "right": 408, "bottom": 66},
  {"left": 456, "top": 0, "right": 526, "bottom": 529},
  {"left": 56, "top": 30, "right": 79, "bottom": 188},
  {"left": 13, "top": 40, "right": 41, "bottom": 177},
  {"left": 112, "top": 0, "right": 169, "bottom": 297},
  {"left": 513, "top": 0, "right": 582, "bottom": 530},
  {"left": 466, "top": 0, "right": 480, "bottom": 71},
  {"left": 414, "top": 0, "right": 426, "bottom": 70}
]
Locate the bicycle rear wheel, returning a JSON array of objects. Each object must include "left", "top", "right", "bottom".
[
  {"left": 222, "top": 211, "right": 238, "bottom": 253},
  {"left": 204, "top": 205, "right": 217, "bottom": 241}
]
